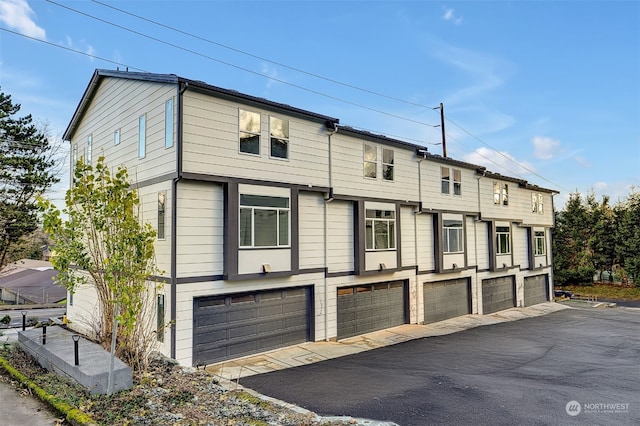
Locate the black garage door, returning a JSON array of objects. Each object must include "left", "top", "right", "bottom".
[
  {"left": 193, "top": 287, "right": 311, "bottom": 366},
  {"left": 337, "top": 281, "right": 406, "bottom": 339},
  {"left": 482, "top": 276, "right": 516, "bottom": 314},
  {"left": 424, "top": 278, "right": 471, "bottom": 324},
  {"left": 524, "top": 274, "right": 549, "bottom": 306}
]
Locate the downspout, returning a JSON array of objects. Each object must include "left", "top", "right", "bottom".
[
  {"left": 324, "top": 122, "right": 337, "bottom": 341},
  {"left": 414, "top": 157, "right": 423, "bottom": 324},
  {"left": 170, "top": 81, "right": 188, "bottom": 360}
]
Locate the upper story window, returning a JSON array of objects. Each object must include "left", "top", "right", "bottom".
[
  {"left": 532, "top": 193, "right": 544, "bottom": 214},
  {"left": 114, "top": 129, "right": 120, "bottom": 146},
  {"left": 534, "top": 231, "right": 546, "bottom": 256},
  {"left": 269, "top": 116, "right": 289, "bottom": 159},
  {"left": 239, "top": 109, "right": 261, "bottom": 155},
  {"left": 441, "top": 167, "right": 450, "bottom": 194},
  {"left": 441, "top": 167, "right": 461, "bottom": 195},
  {"left": 496, "top": 226, "right": 511, "bottom": 254},
  {"left": 494, "top": 182, "right": 509, "bottom": 206},
  {"left": 365, "top": 209, "right": 396, "bottom": 250},
  {"left": 239, "top": 194, "right": 289, "bottom": 248},
  {"left": 138, "top": 114, "right": 146, "bottom": 159},
  {"left": 157, "top": 192, "right": 166, "bottom": 240},
  {"left": 87, "top": 134, "right": 92, "bottom": 165},
  {"left": 382, "top": 148, "right": 394, "bottom": 181},
  {"left": 443, "top": 219, "right": 463, "bottom": 253},
  {"left": 364, "top": 143, "right": 377, "bottom": 178},
  {"left": 453, "top": 169, "right": 461, "bottom": 195},
  {"left": 165, "top": 98, "right": 174, "bottom": 149}
]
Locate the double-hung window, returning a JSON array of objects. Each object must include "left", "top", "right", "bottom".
[
  {"left": 443, "top": 219, "right": 464, "bottom": 253},
  {"left": 534, "top": 231, "right": 546, "bottom": 256},
  {"left": 382, "top": 148, "right": 394, "bottom": 181},
  {"left": 239, "top": 195, "right": 289, "bottom": 247},
  {"left": 496, "top": 226, "right": 511, "bottom": 254},
  {"left": 441, "top": 167, "right": 450, "bottom": 194},
  {"left": 239, "top": 109, "right": 261, "bottom": 155},
  {"left": 364, "top": 144, "right": 377, "bottom": 178},
  {"left": 494, "top": 182, "right": 509, "bottom": 206},
  {"left": 453, "top": 169, "right": 462, "bottom": 195},
  {"left": 532, "top": 193, "right": 544, "bottom": 214},
  {"left": 365, "top": 209, "right": 396, "bottom": 250},
  {"left": 269, "top": 116, "right": 289, "bottom": 159}
]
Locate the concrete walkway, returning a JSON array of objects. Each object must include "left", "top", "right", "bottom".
[
  {"left": 205, "top": 302, "right": 569, "bottom": 381},
  {"left": 0, "top": 378, "right": 60, "bottom": 425}
]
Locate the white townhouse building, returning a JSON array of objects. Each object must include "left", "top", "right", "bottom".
[{"left": 63, "top": 69, "right": 557, "bottom": 367}]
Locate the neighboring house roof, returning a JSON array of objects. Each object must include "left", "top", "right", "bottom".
[
  {"left": 0, "top": 260, "right": 66, "bottom": 304},
  {"left": 63, "top": 68, "right": 558, "bottom": 194}
]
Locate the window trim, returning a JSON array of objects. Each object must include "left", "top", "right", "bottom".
[
  {"left": 269, "top": 115, "right": 289, "bottom": 160},
  {"left": 494, "top": 182, "right": 509, "bottom": 206},
  {"left": 239, "top": 108, "right": 261, "bottom": 156},
  {"left": 365, "top": 209, "right": 396, "bottom": 251},
  {"left": 239, "top": 194, "right": 290, "bottom": 248},
  {"left": 496, "top": 226, "right": 511, "bottom": 254},
  {"left": 114, "top": 128, "right": 120, "bottom": 146},
  {"left": 453, "top": 169, "right": 462, "bottom": 196}
]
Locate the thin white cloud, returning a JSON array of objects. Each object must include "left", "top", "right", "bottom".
[
  {"left": 261, "top": 62, "right": 282, "bottom": 89},
  {"left": 0, "top": 0, "right": 45, "bottom": 40},
  {"left": 463, "top": 147, "right": 536, "bottom": 177},
  {"left": 442, "top": 8, "right": 462, "bottom": 25},
  {"left": 532, "top": 136, "right": 560, "bottom": 160},
  {"left": 574, "top": 156, "right": 592, "bottom": 168}
]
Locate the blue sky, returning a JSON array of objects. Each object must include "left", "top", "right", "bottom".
[{"left": 1, "top": 0, "right": 639, "bottom": 209}]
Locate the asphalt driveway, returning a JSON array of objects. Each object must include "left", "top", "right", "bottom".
[{"left": 241, "top": 307, "right": 640, "bottom": 426}]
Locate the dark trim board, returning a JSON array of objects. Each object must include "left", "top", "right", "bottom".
[{"left": 181, "top": 172, "right": 330, "bottom": 193}]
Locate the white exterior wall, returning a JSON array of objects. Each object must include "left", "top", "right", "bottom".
[
  {"left": 331, "top": 133, "right": 418, "bottom": 201},
  {"left": 181, "top": 91, "right": 329, "bottom": 187},
  {"left": 69, "top": 78, "right": 176, "bottom": 185},
  {"left": 326, "top": 200, "right": 354, "bottom": 273},
  {"left": 419, "top": 162, "right": 480, "bottom": 212},
  {"left": 299, "top": 192, "right": 326, "bottom": 269},
  {"left": 475, "top": 221, "right": 490, "bottom": 270},
  {"left": 513, "top": 225, "right": 530, "bottom": 270},
  {"left": 176, "top": 181, "right": 224, "bottom": 277},
  {"left": 416, "top": 213, "right": 435, "bottom": 271},
  {"left": 401, "top": 206, "right": 417, "bottom": 267}
]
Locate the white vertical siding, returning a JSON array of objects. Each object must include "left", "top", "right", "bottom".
[
  {"left": 476, "top": 222, "right": 490, "bottom": 270},
  {"left": 420, "top": 162, "right": 480, "bottom": 212},
  {"left": 466, "top": 216, "right": 477, "bottom": 268},
  {"left": 513, "top": 225, "right": 530, "bottom": 269}
]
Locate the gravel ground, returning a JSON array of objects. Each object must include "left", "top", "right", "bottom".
[{"left": 0, "top": 347, "right": 393, "bottom": 425}]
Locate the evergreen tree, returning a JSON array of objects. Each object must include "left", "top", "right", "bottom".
[{"left": 0, "top": 89, "right": 59, "bottom": 267}]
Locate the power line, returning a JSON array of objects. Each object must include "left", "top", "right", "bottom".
[
  {"left": 45, "top": 0, "right": 440, "bottom": 130},
  {"left": 86, "top": 0, "right": 566, "bottom": 191}
]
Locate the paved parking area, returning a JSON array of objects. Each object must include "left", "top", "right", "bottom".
[{"left": 240, "top": 306, "right": 640, "bottom": 426}]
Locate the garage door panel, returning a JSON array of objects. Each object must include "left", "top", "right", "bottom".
[
  {"left": 482, "top": 276, "right": 515, "bottom": 314},
  {"left": 337, "top": 281, "right": 407, "bottom": 339},
  {"left": 424, "top": 278, "right": 471, "bottom": 324},
  {"left": 524, "top": 275, "right": 548, "bottom": 306},
  {"left": 193, "top": 287, "right": 311, "bottom": 365}
]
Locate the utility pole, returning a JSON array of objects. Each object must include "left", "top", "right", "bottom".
[{"left": 440, "top": 102, "right": 447, "bottom": 158}]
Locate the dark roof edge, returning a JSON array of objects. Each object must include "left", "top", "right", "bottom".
[{"left": 483, "top": 171, "right": 558, "bottom": 194}]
